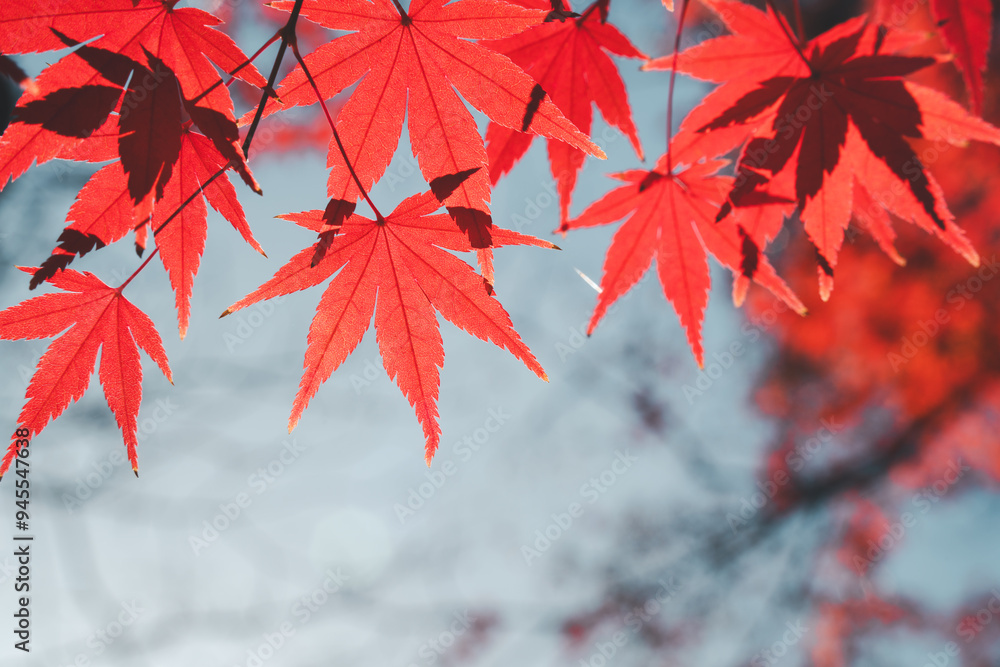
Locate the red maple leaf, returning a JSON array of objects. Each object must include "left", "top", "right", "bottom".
[
  {"left": 31, "top": 125, "right": 263, "bottom": 338},
  {"left": 252, "top": 0, "right": 605, "bottom": 284},
  {"left": 644, "top": 0, "right": 804, "bottom": 160},
  {"left": 0, "top": 53, "right": 125, "bottom": 196},
  {"left": 874, "top": 0, "right": 993, "bottom": 114},
  {"left": 929, "top": 0, "right": 992, "bottom": 115},
  {"left": 481, "top": 0, "right": 646, "bottom": 225},
  {"left": 562, "top": 142, "right": 804, "bottom": 365},
  {"left": 0, "top": 1, "right": 263, "bottom": 201},
  {"left": 0, "top": 268, "right": 172, "bottom": 477},
  {"left": 655, "top": 4, "right": 1000, "bottom": 298},
  {"left": 223, "top": 172, "right": 550, "bottom": 463},
  {"left": 0, "top": 0, "right": 266, "bottom": 99},
  {"left": 151, "top": 129, "right": 264, "bottom": 338}
]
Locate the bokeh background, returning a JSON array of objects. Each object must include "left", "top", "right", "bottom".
[{"left": 1, "top": 1, "right": 1000, "bottom": 666}]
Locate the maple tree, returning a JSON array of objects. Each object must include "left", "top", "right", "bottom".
[
  {"left": 2, "top": 0, "right": 1000, "bottom": 662},
  {"left": 0, "top": 0, "right": 995, "bottom": 490},
  {"left": 549, "top": 4, "right": 1000, "bottom": 666}
]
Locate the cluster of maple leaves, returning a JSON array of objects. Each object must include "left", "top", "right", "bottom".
[{"left": 0, "top": 0, "right": 994, "bottom": 474}]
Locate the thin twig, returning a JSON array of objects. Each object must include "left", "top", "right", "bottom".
[
  {"left": 116, "top": 0, "right": 307, "bottom": 292},
  {"left": 765, "top": 0, "right": 812, "bottom": 71},
  {"left": 792, "top": 0, "right": 806, "bottom": 46},
  {"left": 577, "top": 0, "right": 604, "bottom": 22},
  {"left": 189, "top": 27, "right": 282, "bottom": 107},
  {"left": 289, "top": 38, "right": 386, "bottom": 222},
  {"left": 242, "top": 0, "right": 306, "bottom": 154},
  {"left": 665, "top": 0, "right": 690, "bottom": 174},
  {"left": 117, "top": 138, "right": 230, "bottom": 291},
  {"left": 116, "top": 239, "right": 161, "bottom": 292}
]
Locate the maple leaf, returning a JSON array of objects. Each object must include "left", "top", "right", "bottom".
[
  {"left": 929, "top": 0, "right": 992, "bottom": 115},
  {"left": 0, "top": 268, "right": 172, "bottom": 477},
  {"left": 7, "top": 39, "right": 265, "bottom": 334},
  {"left": 562, "top": 143, "right": 805, "bottom": 365},
  {"left": 644, "top": 0, "right": 803, "bottom": 161},
  {"left": 0, "top": 52, "right": 125, "bottom": 196},
  {"left": 0, "top": 1, "right": 266, "bottom": 98},
  {"left": 67, "top": 39, "right": 260, "bottom": 204},
  {"left": 252, "top": 0, "right": 605, "bottom": 283},
  {"left": 644, "top": 0, "right": 921, "bottom": 159},
  {"left": 482, "top": 0, "right": 646, "bottom": 225},
  {"left": 31, "top": 125, "right": 264, "bottom": 338},
  {"left": 153, "top": 127, "right": 263, "bottom": 338},
  {"left": 658, "top": 5, "right": 1000, "bottom": 298},
  {"left": 873, "top": 0, "right": 992, "bottom": 113},
  {"left": 0, "top": 1, "right": 263, "bottom": 198},
  {"left": 223, "top": 172, "right": 550, "bottom": 463}
]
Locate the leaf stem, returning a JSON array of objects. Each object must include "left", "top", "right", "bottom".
[
  {"left": 577, "top": 0, "right": 604, "bottom": 23},
  {"left": 115, "top": 0, "right": 307, "bottom": 293},
  {"left": 117, "top": 169, "right": 229, "bottom": 292},
  {"left": 116, "top": 243, "right": 160, "bottom": 293},
  {"left": 792, "top": 0, "right": 806, "bottom": 45},
  {"left": 243, "top": 1, "right": 306, "bottom": 154},
  {"left": 665, "top": 0, "right": 690, "bottom": 174},
  {"left": 189, "top": 27, "right": 283, "bottom": 108},
  {"left": 289, "top": 38, "right": 386, "bottom": 222},
  {"left": 230, "top": 28, "right": 284, "bottom": 85},
  {"left": 764, "top": 0, "right": 812, "bottom": 72},
  {"left": 152, "top": 170, "right": 227, "bottom": 239}
]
